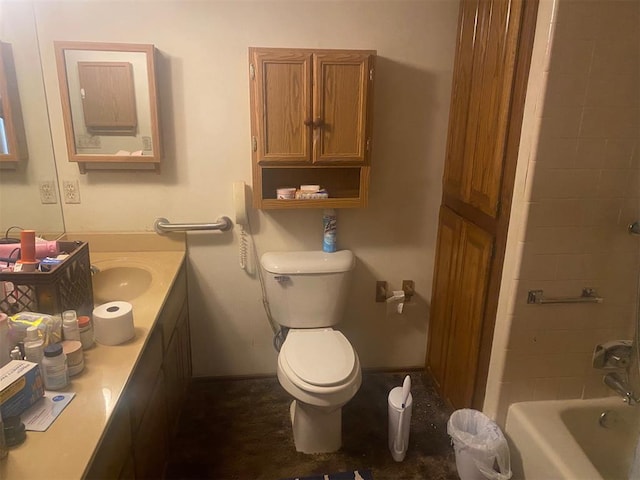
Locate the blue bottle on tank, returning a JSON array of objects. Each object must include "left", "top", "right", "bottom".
[{"left": 322, "top": 209, "right": 337, "bottom": 253}]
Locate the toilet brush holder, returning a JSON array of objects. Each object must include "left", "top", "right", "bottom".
[{"left": 388, "top": 385, "right": 413, "bottom": 462}]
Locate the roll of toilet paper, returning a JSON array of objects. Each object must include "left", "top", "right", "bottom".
[{"left": 93, "top": 301, "right": 135, "bottom": 346}]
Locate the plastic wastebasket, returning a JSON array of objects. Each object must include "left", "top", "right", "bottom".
[{"left": 447, "top": 409, "right": 512, "bottom": 480}]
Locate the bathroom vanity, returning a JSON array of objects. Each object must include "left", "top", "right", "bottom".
[{"left": 0, "top": 233, "right": 189, "bottom": 479}]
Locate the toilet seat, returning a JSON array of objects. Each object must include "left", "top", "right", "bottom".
[{"left": 281, "top": 329, "right": 356, "bottom": 389}]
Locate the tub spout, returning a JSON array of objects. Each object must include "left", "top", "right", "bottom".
[{"left": 603, "top": 372, "right": 640, "bottom": 405}]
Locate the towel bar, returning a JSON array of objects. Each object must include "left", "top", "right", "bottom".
[{"left": 527, "top": 288, "right": 603, "bottom": 305}]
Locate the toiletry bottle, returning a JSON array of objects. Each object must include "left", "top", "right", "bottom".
[
  {"left": 0, "top": 314, "right": 10, "bottom": 368},
  {"left": 24, "top": 325, "right": 44, "bottom": 366},
  {"left": 0, "top": 410, "right": 7, "bottom": 460},
  {"left": 9, "top": 347, "right": 21, "bottom": 361},
  {"left": 78, "top": 316, "right": 94, "bottom": 350},
  {"left": 322, "top": 209, "right": 337, "bottom": 253},
  {"left": 42, "top": 343, "right": 69, "bottom": 390},
  {"left": 62, "top": 310, "right": 81, "bottom": 342}
]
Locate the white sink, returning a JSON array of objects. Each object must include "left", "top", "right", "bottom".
[{"left": 92, "top": 264, "right": 154, "bottom": 304}]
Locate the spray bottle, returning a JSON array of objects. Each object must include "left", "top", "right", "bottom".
[{"left": 322, "top": 209, "right": 337, "bottom": 253}]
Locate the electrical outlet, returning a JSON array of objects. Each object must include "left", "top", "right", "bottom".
[
  {"left": 62, "top": 180, "right": 81, "bottom": 204},
  {"left": 39, "top": 181, "right": 58, "bottom": 204}
]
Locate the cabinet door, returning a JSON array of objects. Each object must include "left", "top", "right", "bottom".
[
  {"left": 426, "top": 206, "right": 462, "bottom": 390},
  {"left": 85, "top": 402, "right": 132, "bottom": 480},
  {"left": 442, "top": 0, "right": 524, "bottom": 218},
  {"left": 250, "top": 49, "right": 312, "bottom": 164},
  {"left": 427, "top": 206, "right": 493, "bottom": 408},
  {"left": 133, "top": 372, "right": 168, "bottom": 480},
  {"left": 78, "top": 61, "right": 137, "bottom": 134},
  {"left": 313, "top": 52, "right": 373, "bottom": 164}
]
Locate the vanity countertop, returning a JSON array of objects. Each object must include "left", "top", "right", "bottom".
[{"left": 0, "top": 233, "right": 186, "bottom": 479}]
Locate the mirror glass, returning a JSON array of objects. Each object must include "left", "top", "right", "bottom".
[
  {"left": 0, "top": 2, "right": 64, "bottom": 239},
  {"left": 0, "top": 41, "right": 27, "bottom": 163},
  {"left": 54, "top": 42, "right": 161, "bottom": 171}
]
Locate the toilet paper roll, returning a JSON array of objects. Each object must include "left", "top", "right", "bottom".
[{"left": 92, "top": 301, "right": 135, "bottom": 346}]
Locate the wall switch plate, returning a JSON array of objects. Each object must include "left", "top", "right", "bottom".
[
  {"left": 62, "top": 180, "right": 81, "bottom": 204},
  {"left": 39, "top": 181, "right": 58, "bottom": 204}
]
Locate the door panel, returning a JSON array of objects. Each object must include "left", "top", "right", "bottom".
[
  {"left": 443, "top": 218, "right": 493, "bottom": 407},
  {"left": 313, "top": 53, "right": 370, "bottom": 163},
  {"left": 427, "top": 206, "right": 463, "bottom": 389},
  {"left": 444, "top": 0, "right": 525, "bottom": 218},
  {"left": 252, "top": 50, "right": 312, "bottom": 164}
]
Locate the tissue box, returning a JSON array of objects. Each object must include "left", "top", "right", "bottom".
[{"left": 0, "top": 360, "right": 44, "bottom": 418}]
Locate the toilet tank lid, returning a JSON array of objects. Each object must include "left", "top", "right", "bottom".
[{"left": 261, "top": 250, "right": 354, "bottom": 274}]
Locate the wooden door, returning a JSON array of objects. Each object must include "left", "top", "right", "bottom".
[
  {"left": 250, "top": 48, "right": 312, "bottom": 164},
  {"left": 313, "top": 52, "right": 373, "bottom": 164},
  {"left": 426, "top": 0, "right": 538, "bottom": 408},
  {"left": 78, "top": 61, "right": 137, "bottom": 134}
]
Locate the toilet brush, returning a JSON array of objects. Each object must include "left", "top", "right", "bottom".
[{"left": 393, "top": 375, "right": 411, "bottom": 456}]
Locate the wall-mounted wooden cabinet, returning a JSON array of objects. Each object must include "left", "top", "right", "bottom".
[{"left": 249, "top": 47, "right": 375, "bottom": 209}]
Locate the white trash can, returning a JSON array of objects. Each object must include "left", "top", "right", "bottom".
[{"left": 447, "top": 409, "right": 512, "bottom": 480}]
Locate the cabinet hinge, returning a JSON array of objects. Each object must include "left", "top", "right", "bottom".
[
  {"left": 249, "top": 64, "right": 255, "bottom": 80},
  {"left": 366, "top": 138, "right": 371, "bottom": 151},
  {"left": 252, "top": 136, "right": 257, "bottom": 152},
  {"left": 369, "top": 68, "right": 374, "bottom": 81}
]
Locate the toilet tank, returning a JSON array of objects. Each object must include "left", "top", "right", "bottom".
[{"left": 260, "top": 250, "right": 355, "bottom": 328}]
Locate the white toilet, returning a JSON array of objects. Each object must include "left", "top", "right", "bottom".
[{"left": 261, "top": 250, "right": 362, "bottom": 454}]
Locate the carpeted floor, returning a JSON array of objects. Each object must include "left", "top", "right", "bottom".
[{"left": 164, "top": 370, "right": 459, "bottom": 480}]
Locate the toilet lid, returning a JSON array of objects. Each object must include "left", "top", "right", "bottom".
[{"left": 282, "top": 329, "right": 355, "bottom": 386}]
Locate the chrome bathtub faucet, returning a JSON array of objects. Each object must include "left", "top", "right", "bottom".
[{"left": 603, "top": 372, "right": 640, "bottom": 406}]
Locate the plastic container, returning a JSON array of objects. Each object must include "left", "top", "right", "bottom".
[
  {"left": 62, "top": 310, "right": 81, "bottom": 342},
  {"left": 276, "top": 187, "right": 296, "bottom": 199},
  {"left": 78, "top": 316, "right": 94, "bottom": 350},
  {"left": 0, "top": 241, "right": 93, "bottom": 318},
  {"left": 42, "top": 343, "right": 69, "bottom": 390},
  {"left": 61, "top": 340, "right": 84, "bottom": 376},
  {"left": 388, "top": 382, "right": 413, "bottom": 462},
  {"left": 0, "top": 314, "right": 10, "bottom": 369},
  {"left": 322, "top": 209, "right": 337, "bottom": 253},
  {"left": 24, "top": 325, "right": 44, "bottom": 365},
  {"left": 447, "top": 409, "right": 512, "bottom": 480}
]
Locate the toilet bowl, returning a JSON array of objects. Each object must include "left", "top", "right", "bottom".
[
  {"left": 276, "top": 328, "right": 361, "bottom": 453},
  {"left": 260, "top": 250, "right": 360, "bottom": 453}
]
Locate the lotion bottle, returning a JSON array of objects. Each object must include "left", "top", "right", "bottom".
[
  {"left": 62, "top": 310, "right": 81, "bottom": 342},
  {"left": 24, "top": 325, "right": 44, "bottom": 366}
]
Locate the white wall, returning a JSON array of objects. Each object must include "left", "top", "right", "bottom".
[
  {"left": 28, "top": 1, "right": 459, "bottom": 376},
  {"left": 485, "top": 0, "right": 640, "bottom": 424}
]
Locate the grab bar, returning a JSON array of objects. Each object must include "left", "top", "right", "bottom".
[
  {"left": 154, "top": 216, "right": 233, "bottom": 234},
  {"left": 527, "top": 288, "right": 603, "bottom": 305}
]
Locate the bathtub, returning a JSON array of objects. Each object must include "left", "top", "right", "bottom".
[{"left": 505, "top": 397, "right": 640, "bottom": 479}]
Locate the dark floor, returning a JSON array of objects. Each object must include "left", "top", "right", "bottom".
[{"left": 164, "top": 370, "right": 459, "bottom": 480}]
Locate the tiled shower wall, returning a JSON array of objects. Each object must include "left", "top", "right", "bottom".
[{"left": 486, "top": 0, "right": 640, "bottom": 424}]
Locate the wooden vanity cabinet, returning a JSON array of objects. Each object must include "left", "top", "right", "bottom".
[
  {"left": 85, "top": 263, "right": 191, "bottom": 479},
  {"left": 249, "top": 47, "right": 375, "bottom": 209}
]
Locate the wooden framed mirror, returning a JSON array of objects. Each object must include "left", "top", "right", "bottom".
[
  {"left": 54, "top": 41, "right": 161, "bottom": 173},
  {"left": 0, "top": 41, "right": 28, "bottom": 166}
]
